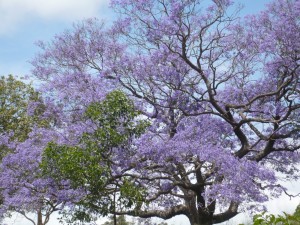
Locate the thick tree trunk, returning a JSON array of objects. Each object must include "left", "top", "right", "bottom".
[
  {"left": 188, "top": 213, "right": 213, "bottom": 225},
  {"left": 183, "top": 189, "right": 214, "bottom": 225},
  {"left": 188, "top": 218, "right": 213, "bottom": 225}
]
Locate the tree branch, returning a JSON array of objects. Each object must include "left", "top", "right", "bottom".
[
  {"left": 212, "top": 202, "right": 239, "bottom": 224},
  {"left": 114, "top": 204, "right": 189, "bottom": 220}
]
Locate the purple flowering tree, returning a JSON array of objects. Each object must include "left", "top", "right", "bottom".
[
  {"left": 0, "top": 127, "right": 86, "bottom": 225},
  {"left": 28, "top": 0, "right": 300, "bottom": 225},
  {"left": 0, "top": 78, "right": 97, "bottom": 224},
  {"left": 0, "top": 25, "right": 115, "bottom": 224},
  {"left": 0, "top": 76, "right": 80, "bottom": 225}
]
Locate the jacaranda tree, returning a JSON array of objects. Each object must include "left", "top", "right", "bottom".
[
  {"left": 9, "top": 0, "right": 300, "bottom": 225},
  {"left": 0, "top": 77, "right": 82, "bottom": 225}
]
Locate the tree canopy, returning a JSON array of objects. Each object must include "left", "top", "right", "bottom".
[
  {"left": 0, "top": 76, "right": 79, "bottom": 225},
  {"left": 0, "top": 75, "right": 48, "bottom": 139},
  {"left": 0, "top": 0, "right": 299, "bottom": 225},
  {"left": 41, "top": 90, "right": 149, "bottom": 220}
]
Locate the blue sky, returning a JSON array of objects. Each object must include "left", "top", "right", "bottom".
[
  {"left": 2, "top": 0, "right": 300, "bottom": 224},
  {"left": 0, "top": 0, "right": 112, "bottom": 78},
  {"left": 0, "top": 0, "right": 271, "bottom": 79}
]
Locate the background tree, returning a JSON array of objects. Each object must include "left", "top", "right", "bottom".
[
  {"left": 0, "top": 75, "right": 46, "bottom": 159},
  {"left": 0, "top": 126, "right": 85, "bottom": 225},
  {"left": 0, "top": 75, "right": 81, "bottom": 225},
  {"left": 41, "top": 90, "right": 149, "bottom": 222},
  {"left": 28, "top": 0, "right": 300, "bottom": 225},
  {"left": 101, "top": 215, "right": 169, "bottom": 225},
  {"left": 0, "top": 75, "right": 47, "bottom": 140},
  {"left": 101, "top": 215, "right": 134, "bottom": 225}
]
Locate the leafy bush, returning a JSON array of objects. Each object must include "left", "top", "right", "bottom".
[{"left": 251, "top": 206, "right": 300, "bottom": 225}]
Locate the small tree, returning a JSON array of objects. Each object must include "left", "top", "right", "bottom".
[
  {"left": 41, "top": 91, "right": 149, "bottom": 222},
  {"left": 0, "top": 75, "right": 80, "bottom": 225},
  {"left": 0, "top": 75, "right": 46, "bottom": 156}
]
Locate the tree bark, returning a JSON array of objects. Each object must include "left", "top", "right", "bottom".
[
  {"left": 37, "top": 209, "right": 43, "bottom": 225},
  {"left": 188, "top": 216, "right": 213, "bottom": 225}
]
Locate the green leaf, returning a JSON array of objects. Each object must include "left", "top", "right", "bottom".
[{"left": 40, "top": 90, "right": 149, "bottom": 221}]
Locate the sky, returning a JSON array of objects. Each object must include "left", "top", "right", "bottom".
[
  {"left": 0, "top": 0, "right": 271, "bottom": 79},
  {"left": 0, "top": 0, "right": 112, "bottom": 78},
  {"left": 1, "top": 0, "right": 299, "bottom": 224}
]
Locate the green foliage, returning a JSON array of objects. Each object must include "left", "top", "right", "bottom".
[
  {"left": 58, "top": 207, "right": 99, "bottom": 225},
  {"left": 293, "top": 204, "right": 300, "bottom": 218},
  {"left": 0, "top": 75, "right": 46, "bottom": 157},
  {"left": 252, "top": 209, "right": 300, "bottom": 225},
  {"left": 42, "top": 142, "right": 108, "bottom": 188},
  {"left": 119, "top": 179, "right": 147, "bottom": 209},
  {"left": 84, "top": 90, "right": 150, "bottom": 143},
  {"left": 0, "top": 75, "right": 46, "bottom": 139},
  {"left": 41, "top": 90, "right": 150, "bottom": 221}
]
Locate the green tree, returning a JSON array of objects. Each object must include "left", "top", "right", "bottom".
[
  {"left": 41, "top": 90, "right": 150, "bottom": 222},
  {"left": 0, "top": 75, "right": 46, "bottom": 156}
]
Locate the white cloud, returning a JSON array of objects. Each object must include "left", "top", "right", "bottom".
[{"left": 0, "top": 0, "right": 109, "bottom": 34}]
